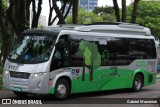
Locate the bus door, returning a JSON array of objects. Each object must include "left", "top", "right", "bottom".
[{"left": 49, "top": 35, "right": 70, "bottom": 92}]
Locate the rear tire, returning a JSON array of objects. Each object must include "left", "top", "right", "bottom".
[
  {"left": 13, "top": 91, "right": 28, "bottom": 98},
  {"left": 54, "top": 79, "right": 70, "bottom": 99},
  {"left": 132, "top": 74, "right": 143, "bottom": 92}
]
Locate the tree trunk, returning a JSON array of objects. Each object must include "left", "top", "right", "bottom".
[
  {"left": 0, "top": 0, "right": 29, "bottom": 65},
  {"left": 57, "top": 1, "right": 72, "bottom": 24},
  {"left": 0, "top": 0, "right": 7, "bottom": 65},
  {"left": 131, "top": 0, "right": 140, "bottom": 23},
  {"left": 31, "top": 0, "right": 36, "bottom": 28},
  {"left": 122, "top": 0, "right": 126, "bottom": 22},
  {"left": 48, "top": 0, "right": 69, "bottom": 25},
  {"left": 64, "top": 1, "right": 72, "bottom": 19},
  {"left": 52, "top": 0, "right": 65, "bottom": 24},
  {"left": 113, "top": 0, "right": 120, "bottom": 22},
  {"left": 61, "top": 1, "right": 67, "bottom": 15},
  {"left": 0, "top": 0, "right": 15, "bottom": 65},
  {"left": 35, "top": 0, "right": 42, "bottom": 27},
  {"left": 17, "top": 0, "right": 28, "bottom": 36},
  {"left": 72, "top": 0, "right": 79, "bottom": 24},
  {"left": 31, "top": 0, "right": 43, "bottom": 28},
  {"left": 48, "top": 0, "right": 54, "bottom": 26},
  {"left": 6, "top": 0, "right": 28, "bottom": 36},
  {"left": 26, "top": 0, "right": 32, "bottom": 21}
]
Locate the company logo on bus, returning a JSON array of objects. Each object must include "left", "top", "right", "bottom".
[{"left": 72, "top": 69, "right": 80, "bottom": 75}]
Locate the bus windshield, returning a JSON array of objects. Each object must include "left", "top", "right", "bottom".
[{"left": 8, "top": 33, "right": 57, "bottom": 63}]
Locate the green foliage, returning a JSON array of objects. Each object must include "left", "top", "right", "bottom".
[
  {"left": 93, "top": 6, "right": 114, "bottom": 15},
  {"left": 93, "top": 6, "right": 116, "bottom": 22},
  {"left": 127, "top": 1, "right": 160, "bottom": 39},
  {"left": 2, "top": 0, "right": 8, "bottom": 11},
  {"left": 38, "top": 25, "right": 45, "bottom": 28},
  {"left": 66, "top": 8, "right": 103, "bottom": 24},
  {"left": 0, "top": 0, "right": 8, "bottom": 48}
]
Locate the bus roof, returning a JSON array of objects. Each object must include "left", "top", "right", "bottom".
[{"left": 23, "top": 22, "right": 152, "bottom": 37}]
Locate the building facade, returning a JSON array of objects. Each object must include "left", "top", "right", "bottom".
[{"left": 79, "top": 0, "right": 98, "bottom": 11}]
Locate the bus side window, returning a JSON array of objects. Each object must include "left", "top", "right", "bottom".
[
  {"left": 128, "top": 39, "right": 156, "bottom": 59},
  {"left": 50, "top": 35, "right": 70, "bottom": 71},
  {"left": 70, "top": 35, "right": 92, "bottom": 67}
]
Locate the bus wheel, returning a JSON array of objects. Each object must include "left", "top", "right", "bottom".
[
  {"left": 54, "top": 79, "right": 70, "bottom": 99},
  {"left": 132, "top": 74, "right": 143, "bottom": 92},
  {"left": 13, "top": 91, "right": 28, "bottom": 98}
]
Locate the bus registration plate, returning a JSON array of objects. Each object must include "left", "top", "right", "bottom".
[{"left": 13, "top": 87, "right": 22, "bottom": 92}]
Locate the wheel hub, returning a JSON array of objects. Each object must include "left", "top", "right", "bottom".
[
  {"left": 57, "top": 84, "right": 66, "bottom": 96},
  {"left": 135, "top": 78, "right": 141, "bottom": 89}
]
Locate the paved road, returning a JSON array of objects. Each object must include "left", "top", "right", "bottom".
[{"left": 0, "top": 78, "right": 160, "bottom": 105}]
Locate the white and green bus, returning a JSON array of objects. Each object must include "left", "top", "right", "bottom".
[{"left": 3, "top": 22, "right": 157, "bottom": 99}]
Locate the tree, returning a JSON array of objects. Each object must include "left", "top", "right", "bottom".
[
  {"left": 31, "top": 0, "right": 43, "bottom": 28},
  {"left": 112, "top": 0, "right": 139, "bottom": 23},
  {"left": 93, "top": 6, "right": 116, "bottom": 22},
  {"left": 122, "top": 0, "right": 126, "bottom": 22},
  {"left": 72, "top": 0, "right": 79, "bottom": 24},
  {"left": 0, "top": 0, "right": 30, "bottom": 65},
  {"left": 113, "top": 0, "right": 120, "bottom": 22},
  {"left": 0, "top": 0, "right": 9, "bottom": 63},
  {"left": 48, "top": 0, "right": 72, "bottom": 25},
  {"left": 127, "top": 1, "right": 160, "bottom": 39},
  {"left": 6, "top": 0, "right": 29, "bottom": 36},
  {"left": 66, "top": 8, "right": 103, "bottom": 24},
  {"left": 131, "top": 0, "right": 139, "bottom": 23},
  {"left": 26, "top": 0, "right": 32, "bottom": 21},
  {"left": 93, "top": 6, "right": 115, "bottom": 15}
]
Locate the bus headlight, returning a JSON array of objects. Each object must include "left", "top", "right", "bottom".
[
  {"left": 33, "top": 72, "right": 46, "bottom": 78},
  {"left": 5, "top": 70, "right": 9, "bottom": 75}
]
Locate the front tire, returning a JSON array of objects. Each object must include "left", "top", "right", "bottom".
[
  {"left": 13, "top": 91, "right": 28, "bottom": 98},
  {"left": 132, "top": 74, "right": 143, "bottom": 92},
  {"left": 54, "top": 79, "right": 70, "bottom": 99}
]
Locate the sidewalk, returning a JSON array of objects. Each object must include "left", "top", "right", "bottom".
[{"left": 157, "top": 73, "right": 160, "bottom": 78}]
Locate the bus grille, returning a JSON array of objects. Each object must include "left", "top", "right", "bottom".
[{"left": 10, "top": 71, "right": 30, "bottom": 79}]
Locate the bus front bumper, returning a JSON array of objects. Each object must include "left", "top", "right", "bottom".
[{"left": 3, "top": 72, "right": 50, "bottom": 94}]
